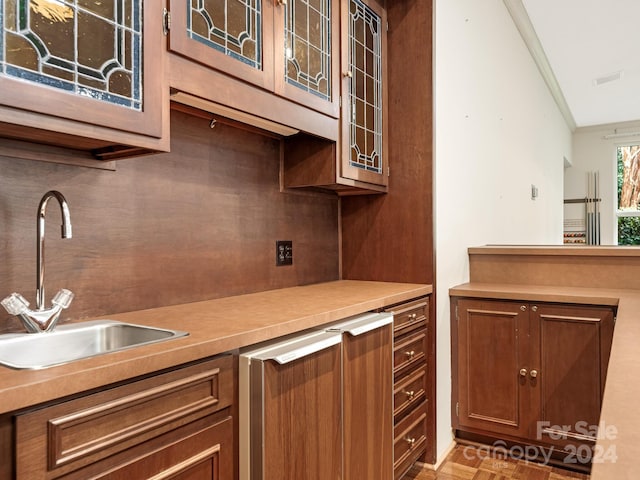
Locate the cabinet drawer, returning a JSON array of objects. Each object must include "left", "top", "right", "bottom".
[
  {"left": 68, "top": 412, "right": 233, "bottom": 480},
  {"left": 16, "top": 354, "right": 234, "bottom": 479},
  {"left": 393, "top": 330, "right": 426, "bottom": 378},
  {"left": 394, "top": 368, "right": 427, "bottom": 421},
  {"left": 393, "top": 400, "right": 427, "bottom": 480},
  {"left": 387, "top": 299, "right": 429, "bottom": 339}
]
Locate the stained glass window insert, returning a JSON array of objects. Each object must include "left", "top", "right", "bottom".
[
  {"left": 348, "top": 0, "right": 382, "bottom": 174},
  {"left": 284, "top": 0, "right": 331, "bottom": 100},
  {"left": 0, "top": 0, "right": 143, "bottom": 110},
  {"left": 188, "top": 0, "right": 262, "bottom": 69}
]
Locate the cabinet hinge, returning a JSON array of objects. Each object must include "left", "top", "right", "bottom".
[
  {"left": 339, "top": 95, "right": 342, "bottom": 108},
  {"left": 455, "top": 304, "right": 459, "bottom": 321},
  {"left": 456, "top": 402, "right": 459, "bottom": 417},
  {"left": 163, "top": 8, "right": 171, "bottom": 35},
  {"left": 386, "top": 21, "right": 389, "bottom": 32}
]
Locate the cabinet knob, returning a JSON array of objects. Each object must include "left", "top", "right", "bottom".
[
  {"left": 519, "top": 368, "right": 528, "bottom": 377},
  {"left": 404, "top": 350, "right": 415, "bottom": 360},
  {"left": 278, "top": 0, "right": 287, "bottom": 5},
  {"left": 531, "top": 305, "right": 538, "bottom": 312},
  {"left": 520, "top": 305, "right": 527, "bottom": 311},
  {"left": 403, "top": 390, "right": 415, "bottom": 400},
  {"left": 344, "top": 71, "right": 353, "bottom": 78},
  {"left": 404, "top": 437, "right": 416, "bottom": 448},
  {"left": 530, "top": 369, "right": 538, "bottom": 378}
]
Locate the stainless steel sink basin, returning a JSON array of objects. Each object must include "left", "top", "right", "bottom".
[{"left": 0, "top": 320, "right": 188, "bottom": 370}]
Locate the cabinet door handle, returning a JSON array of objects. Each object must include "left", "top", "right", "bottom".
[
  {"left": 530, "top": 369, "right": 538, "bottom": 378},
  {"left": 404, "top": 350, "right": 415, "bottom": 360},
  {"left": 403, "top": 390, "right": 415, "bottom": 400},
  {"left": 520, "top": 305, "right": 527, "bottom": 311},
  {"left": 531, "top": 305, "right": 538, "bottom": 312},
  {"left": 404, "top": 437, "right": 416, "bottom": 448},
  {"left": 278, "top": 0, "right": 287, "bottom": 5},
  {"left": 519, "top": 368, "right": 528, "bottom": 377},
  {"left": 344, "top": 71, "right": 353, "bottom": 78}
]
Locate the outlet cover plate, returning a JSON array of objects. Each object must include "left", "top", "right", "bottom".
[{"left": 276, "top": 240, "right": 293, "bottom": 266}]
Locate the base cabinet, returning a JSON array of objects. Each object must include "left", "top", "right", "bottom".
[
  {"left": 15, "top": 355, "right": 236, "bottom": 480},
  {"left": 452, "top": 298, "right": 615, "bottom": 465},
  {"left": 386, "top": 297, "right": 430, "bottom": 480}
]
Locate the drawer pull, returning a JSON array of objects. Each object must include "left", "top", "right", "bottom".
[
  {"left": 404, "top": 437, "right": 416, "bottom": 448},
  {"left": 519, "top": 368, "right": 528, "bottom": 377},
  {"left": 407, "top": 313, "right": 417, "bottom": 320},
  {"left": 403, "top": 390, "right": 415, "bottom": 401},
  {"left": 530, "top": 369, "right": 538, "bottom": 378},
  {"left": 404, "top": 350, "right": 415, "bottom": 360}
]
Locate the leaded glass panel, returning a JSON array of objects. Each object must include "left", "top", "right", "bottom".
[
  {"left": 0, "top": 0, "right": 143, "bottom": 110},
  {"left": 188, "top": 0, "right": 262, "bottom": 69},
  {"left": 348, "top": 0, "right": 382, "bottom": 174},
  {"left": 284, "top": 0, "right": 331, "bottom": 100}
]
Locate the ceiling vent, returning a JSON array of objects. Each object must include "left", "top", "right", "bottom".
[{"left": 593, "top": 71, "right": 623, "bottom": 86}]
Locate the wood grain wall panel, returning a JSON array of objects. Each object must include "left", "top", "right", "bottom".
[
  {"left": 0, "top": 110, "right": 339, "bottom": 333},
  {"left": 341, "top": 0, "right": 433, "bottom": 285}
]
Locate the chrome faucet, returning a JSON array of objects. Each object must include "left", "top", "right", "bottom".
[{"left": 1, "top": 191, "right": 75, "bottom": 333}]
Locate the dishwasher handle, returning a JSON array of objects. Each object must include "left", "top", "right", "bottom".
[
  {"left": 258, "top": 332, "right": 342, "bottom": 365},
  {"left": 326, "top": 312, "right": 393, "bottom": 337}
]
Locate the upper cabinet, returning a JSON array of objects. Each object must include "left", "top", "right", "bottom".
[
  {"left": 282, "top": 0, "right": 387, "bottom": 194},
  {"left": 167, "top": 0, "right": 275, "bottom": 92},
  {"left": 167, "top": 0, "right": 339, "bottom": 118},
  {"left": 340, "top": 0, "right": 387, "bottom": 187},
  {"left": 0, "top": 0, "right": 167, "bottom": 158}
]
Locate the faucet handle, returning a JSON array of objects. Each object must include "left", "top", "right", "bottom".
[
  {"left": 1, "top": 293, "right": 30, "bottom": 315},
  {"left": 52, "top": 289, "right": 74, "bottom": 309}
]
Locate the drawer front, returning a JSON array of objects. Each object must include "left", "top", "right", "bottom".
[
  {"left": 394, "top": 367, "right": 427, "bottom": 421},
  {"left": 69, "top": 413, "right": 234, "bottom": 480},
  {"left": 393, "top": 400, "right": 427, "bottom": 480},
  {"left": 393, "top": 330, "right": 426, "bottom": 377},
  {"left": 388, "top": 298, "right": 428, "bottom": 339},
  {"left": 16, "top": 354, "right": 234, "bottom": 479}
]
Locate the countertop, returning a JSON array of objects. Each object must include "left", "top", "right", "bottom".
[
  {"left": 450, "top": 282, "right": 638, "bottom": 480},
  {"left": 0, "top": 280, "right": 431, "bottom": 415}
]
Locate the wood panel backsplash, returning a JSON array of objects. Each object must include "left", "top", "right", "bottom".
[{"left": 0, "top": 110, "right": 339, "bottom": 333}]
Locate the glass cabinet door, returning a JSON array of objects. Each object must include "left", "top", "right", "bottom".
[
  {"left": 340, "top": 0, "right": 387, "bottom": 187},
  {"left": 0, "top": 0, "right": 163, "bottom": 139},
  {"left": 168, "top": 0, "right": 274, "bottom": 91},
  {"left": 273, "top": 0, "right": 339, "bottom": 117}
]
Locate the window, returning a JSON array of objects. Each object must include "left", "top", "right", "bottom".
[{"left": 616, "top": 144, "right": 640, "bottom": 245}]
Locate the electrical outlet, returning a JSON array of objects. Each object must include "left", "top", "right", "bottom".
[{"left": 276, "top": 240, "right": 293, "bottom": 266}]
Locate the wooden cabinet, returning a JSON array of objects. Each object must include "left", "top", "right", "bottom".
[
  {"left": 282, "top": 0, "right": 388, "bottom": 194},
  {"left": 340, "top": 315, "right": 394, "bottom": 480},
  {"left": 452, "top": 298, "right": 615, "bottom": 463},
  {"left": 339, "top": 0, "right": 388, "bottom": 188},
  {"left": 167, "top": 0, "right": 339, "bottom": 118},
  {"left": 14, "top": 354, "right": 236, "bottom": 480},
  {"left": 386, "top": 297, "right": 430, "bottom": 480},
  {"left": 0, "top": 0, "right": 168, "bottom": 158}
]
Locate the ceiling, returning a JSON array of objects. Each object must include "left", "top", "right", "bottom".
[{"left": 516, "top": 0, "right": 640, "bottom": 128}]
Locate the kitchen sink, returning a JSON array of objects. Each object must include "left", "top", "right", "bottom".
[{"left": 0, "top": 320, "right": 188, "bottom": 370}]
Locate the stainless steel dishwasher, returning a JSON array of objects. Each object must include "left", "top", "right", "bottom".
[{"left": 239, "top": 312, "right": 393, "bottom": 480}]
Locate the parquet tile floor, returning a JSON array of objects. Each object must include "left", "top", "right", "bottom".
[{"left": 404, "top": 445, "right": 590, "bottom": 480}]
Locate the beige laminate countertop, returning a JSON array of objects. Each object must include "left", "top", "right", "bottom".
[
  {"left": 0, "top": 280, "right": 431, "bottom": 415},
  {"left": 450, "top": 282, "right": 639, "bottom": 480}
]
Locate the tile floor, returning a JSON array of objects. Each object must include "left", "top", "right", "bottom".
[{"left": 404, "top": 444, "right": 590, "bottom": 480}]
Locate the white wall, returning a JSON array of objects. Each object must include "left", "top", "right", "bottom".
[
  {"left": 566, "top": 122, "right": 640, "bottom": 245},
  {"left": 433, "top": 0, "right": 571, "bottom": 461}
]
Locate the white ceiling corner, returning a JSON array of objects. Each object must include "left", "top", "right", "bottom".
[{"left": 506, "top": 0, "right": 640, "bottom": 128}]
